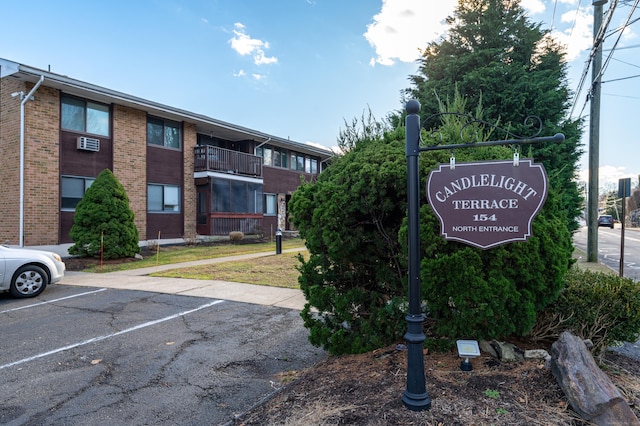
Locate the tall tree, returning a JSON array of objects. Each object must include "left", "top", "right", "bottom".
[{"left": 406, "top": 0, "right": 583, "bottom": 231}]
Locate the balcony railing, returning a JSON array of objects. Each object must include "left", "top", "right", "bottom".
[{"left": 194, "top": 145, "right": 263, "bottom": 177}]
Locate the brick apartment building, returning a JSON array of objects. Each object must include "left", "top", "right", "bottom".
[{"left": 0, "top": 58, "right": 333, "bottom": 246}]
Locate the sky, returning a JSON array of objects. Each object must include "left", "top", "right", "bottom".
[{"left": 1, "top": 0, "right": 638, "bottom": 190}]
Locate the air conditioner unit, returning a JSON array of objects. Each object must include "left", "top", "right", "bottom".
[{"left": 77, "top": 136, "right": 100, "bottom": 152}]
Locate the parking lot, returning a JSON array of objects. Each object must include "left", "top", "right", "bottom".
[{"left": 0, "top": 283, "right": 325, "bottom": 425}]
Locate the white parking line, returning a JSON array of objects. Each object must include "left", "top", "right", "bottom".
[
  {"left": 0, "top": 299, "right": 225, "bottom": 370},
  {"left": 0, "top": 288, "right": 108, "bottom": 314}
]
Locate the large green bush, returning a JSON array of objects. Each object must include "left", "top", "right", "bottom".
[
  {"left": 532, "top": 268, "right": 640, "bottom": 357},
  {"left": 412, "top": 187, "right": 573, "bottom": 340},
  {"left": 291, "top": 131, "right": 409, "bottom": 355},
  {"left": 69, "top": 169, "right": 140, "bottom": 259},
  {"left": 291, "top": 124, "right": 574, "bottom": 355}
]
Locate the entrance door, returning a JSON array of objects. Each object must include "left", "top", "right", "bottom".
[{"left": 196, "top": 184, "right": 210, "bottom": 235}]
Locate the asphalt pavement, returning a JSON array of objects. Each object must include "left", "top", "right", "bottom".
[{"left": 1, "top": 246, "right": 320, "bottom": 425}]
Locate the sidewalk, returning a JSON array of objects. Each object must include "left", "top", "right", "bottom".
[{"left": 59, "top": 248, "right": 308, "bottom": 311}]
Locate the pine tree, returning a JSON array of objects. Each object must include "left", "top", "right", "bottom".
[
  {"left": 69, "top": 169, "right": 140, "bottom": 259},
  {"left": 406, "top": 0, "right": 583, "bottom": 231}
]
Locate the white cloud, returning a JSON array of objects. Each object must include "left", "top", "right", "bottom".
[
  {"left": 229, "top": 23, "right": 278, "bottom": 66},
  {"left": 521, "top": 0, "right": 546, "bottom": 15},
  {"left": 254, "top": 50, "right": 277, "bottom": 65},
  {"left": 578, "top": 165, "right": 631, "bottom": 189},
  {"left": 252, "top": 73, "right": 264, "bottom": 80},
  {"left": 364, "top": 0, "right": 456, "bottom": 66},
  {"left": 233, "top": 69, "right": 246, "bottom": 77},
  {"left": 364, "top": 0, "right": 596, "bottom": 67},
  {"left": 551, "top": 7, "right": 593, "bottom": 62}
]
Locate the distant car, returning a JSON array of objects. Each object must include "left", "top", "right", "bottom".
[
  {"left": 0, "top": 246, "right": 66, "bottom": 298},
  {"left": 597, "top": 215, "right": 614, "bottom": 229}
]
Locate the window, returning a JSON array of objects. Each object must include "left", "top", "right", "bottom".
[
  {"left": 262, "top": 147, "right": 272, "bottom": 166},
  {"left": 256, "top": 146, "right": 289, "bottom": 168},
  {"left": 290, "top": 153, "right": 317, "bottom": 173},
  {"left": 271, "top": 148, "right": 288, "bottom": 168},
  {"left": 211, "top": 178, "right": 263, "bottom": 213},
  {"left": 305, "top": 158, "right": 318, "bottom": 174},
  {"left": 61, "top": 95, "right": 110, "bottom": 136},
  {"left": 264, "top": 194, "right": 277, "bottom": 215},
  {"left": 291, "top": 153, "right": 305, "bottom": 171},
  {"left": 61, "top": 176, "right": 95, "bottom": 210},
  {"left": 148, "top": 184, "right": 181, "bottom": 212},
  {"left": 147, "top": 116, "right": 181, "bottom": 149}
]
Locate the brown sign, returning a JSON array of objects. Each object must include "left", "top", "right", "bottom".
[{"left": 426, "top": 159, "right": 548, "bottom": 249}]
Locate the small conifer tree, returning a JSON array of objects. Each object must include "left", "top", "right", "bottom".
[{"left": 69, "top": 169, "right": 140, "bottom": 259}]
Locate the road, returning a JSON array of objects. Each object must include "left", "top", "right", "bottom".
[
  {"left": 573, "top": 225, "right": 640, "bottom": 361},
  {"left": 0, "top": 284, "right": 325, "bottom": 425},
  {"left": 573, "top": 225, "right": 640, "bottom": 282}
]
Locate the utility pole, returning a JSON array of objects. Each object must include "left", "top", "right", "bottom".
[{"left": 587, "top": 0, "right": 608, "bottom": 262}]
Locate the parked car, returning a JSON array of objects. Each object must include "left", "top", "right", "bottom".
[
  {"left": 597, "top": 215, "right": 614, "bottom": 229},
  {"left": 0, "top": 246, "right": 66, "bottom": 298}
]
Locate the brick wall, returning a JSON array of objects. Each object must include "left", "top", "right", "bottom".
[
  {"left": 0, "top": 80, "right": 60, "bottom": 246},
  {"left": 112, "top": 105, "right": 148, "bottom": 240},
  {"left": 0, "top": 78, "right": 22, "bottom": 244},
  {"left": 1, "top": 77, "right": 203, "bottom": 246},
  {"left": 23, "top": 85, "right": 60, "bottom": 245},
  {"left": 183, "top": 122, "right": 197, "bottom": 240}
]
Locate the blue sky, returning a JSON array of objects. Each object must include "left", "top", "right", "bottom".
[{"left": 2, "top": 0, "right": 638, "bottom": 189}]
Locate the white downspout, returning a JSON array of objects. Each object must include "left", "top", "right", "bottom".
[
  {"left": 254, "top": 137, "right": 271, "bottom": 154},
  {"left": 19, "top": 75, "right": 44, "bottom": 247}
]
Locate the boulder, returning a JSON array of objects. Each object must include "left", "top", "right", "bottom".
[{"left": 550, "top": 331, "right": 639, "bottom": 425}]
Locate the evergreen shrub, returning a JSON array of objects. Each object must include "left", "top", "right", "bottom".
[
  {"left": 412, "top": 187, "right": 573, "bottom": 341},
  {"left": 290, "top": 127, "right": 574, "bottom": 355},
  {"left": 532, "top": 268, "right": 640, "bottom": 356},
  {"left": 290, "top": 134, "right": 409, "bottom": 355},
  {"left": 69, "top": 169, "right": 140, "bottom": 259}
]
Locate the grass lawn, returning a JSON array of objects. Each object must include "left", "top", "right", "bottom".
[
  {"left": 81, "top": 237, "right": 305, "bottom": 273},
  {"left": 150, "top": 251, "right": 309, "bottom": 289}
]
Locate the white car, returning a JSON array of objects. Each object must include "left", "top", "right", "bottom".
[{"left": 0, "top": 246, "right": 66, "bottom": 298}]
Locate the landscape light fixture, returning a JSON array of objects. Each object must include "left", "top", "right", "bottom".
[{"left": 456, "top": 340, "right": 481, "bottom": 371}]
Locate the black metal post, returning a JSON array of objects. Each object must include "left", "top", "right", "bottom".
[
  {"left": 275, "top": 228, "right": 282, "bottom": 255},
  {"left": 620, "top": 181, "right": 626, "bottom": 277},
  {"left": 402, "top": 99, "right": 431, "bottom": 411}
]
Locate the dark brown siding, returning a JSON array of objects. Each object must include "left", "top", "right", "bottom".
[
  {"left": 262, "top": 166, "right": 315, "bottom": 194},
  {"left": 59, "top": 131, "right": 112, "bottom": 177},
  {"left": 146, "top": 144, "right": 184, "bottom": 239},
  {"left": 59, "top": 130, "right": 113, "bottom": 243}
]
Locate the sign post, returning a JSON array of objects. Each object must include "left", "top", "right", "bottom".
[
  {"left": 401, "top": 99, "right": 564, "bottom": 411},
  {"left": 618, "top": 178, "right": 630, "bottom": 276}
]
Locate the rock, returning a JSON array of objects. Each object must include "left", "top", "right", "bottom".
[
  {"left": 479, "top": 340, "right": 497, "bottom": 358},
  {"left": 550, "top": 331, "right": 639, "bottom": 426},
  {"left": 524, "top": 349, "right": 549, "bottom": 360},
  {"left": 490, "top": 341, "right": 523, "bottom": 362}
]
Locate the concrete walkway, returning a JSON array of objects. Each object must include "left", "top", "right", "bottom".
[{"left": 59, "top": 248, "right": 308, "bottom": 311}]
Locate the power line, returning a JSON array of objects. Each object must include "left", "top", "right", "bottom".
[
  {"left": 602, "top": 91, "right": 640, "bottom": 98},
  {"left": 600, "top": 0, "right": 640, "bottom": 78},
  {"left": 568, "top": 0, "right": 584, "bottom": 38},
  {"left": 602, "top": 73, "right": 640, "bottom": 83},
  {"left": 571, "top": 0, "right": 620, "bottom": 118},
  {"left": 610, "top": 57, "right": 640, "bottom": 68}
]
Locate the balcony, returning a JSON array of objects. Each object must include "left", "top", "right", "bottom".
[{"left": 194, "top": 145, "right": 263, "bottom": 177}]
